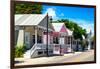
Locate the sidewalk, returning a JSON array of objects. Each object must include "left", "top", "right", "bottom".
[{"left": 15, "top": 50, "right": 94, "bottom": 66}]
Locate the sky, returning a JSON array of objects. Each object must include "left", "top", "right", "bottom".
[{"left": 42, "top": 5, "right": 95, "bottom": 36}]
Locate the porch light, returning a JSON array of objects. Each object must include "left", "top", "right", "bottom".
[{"left": 49, "top": 16, "right": 52, "bottom": 23}]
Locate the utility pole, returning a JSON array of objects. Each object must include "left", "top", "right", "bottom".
[{"left": 46, "top": 13, "right": 49, "bottom": 56}]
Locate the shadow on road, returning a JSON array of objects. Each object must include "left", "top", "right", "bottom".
[{"left": 15, "top": 61, "right": 24, "bottom": 64}]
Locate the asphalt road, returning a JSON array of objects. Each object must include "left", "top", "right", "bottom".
[{"left": 45, "top": 50, "right": 94, "bottom": 64}]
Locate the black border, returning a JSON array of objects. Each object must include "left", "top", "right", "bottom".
[{"left": 11, "top": 0, "right": 96, "bottom": 69}]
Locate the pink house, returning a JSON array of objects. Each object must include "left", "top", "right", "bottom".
[{"left": 51, "top": 23, "right": 74, "bottom": 54}]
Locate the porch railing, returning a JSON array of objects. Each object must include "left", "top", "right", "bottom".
[
  {"left": 29, "top": 43, "right": 75, "bottom": 56},
  {"left": 30, "top": 43, "right": 54, "bottom": 56}
]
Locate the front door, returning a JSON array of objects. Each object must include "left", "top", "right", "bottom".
[{"left": 25, "top": 32, "right": 30, "bottom": 49}]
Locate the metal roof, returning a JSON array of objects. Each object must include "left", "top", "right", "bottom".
[
  {"left": 52, "top": 23, "right": 73, "bottom": 35},
  {"left": 15, "top": 14, "right": 47, "bottom": 26},
  {"left": 52, "top": 23, "right": 64, "bottom": 32}
]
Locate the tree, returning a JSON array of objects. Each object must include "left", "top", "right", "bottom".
[
  {"left": 91, "top": 36, "right": 95, "bottom": 49},
  {"left": 15, "top": 3, "right": 42, "bottom": 14}
]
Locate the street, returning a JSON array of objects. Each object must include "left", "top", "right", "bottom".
[{"left": 15, "top": 50, "right": 94, "bottom": 66}]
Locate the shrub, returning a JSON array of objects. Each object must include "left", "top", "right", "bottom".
[{"left": 15, "top": 45, "right": 26, "bottom": 58}]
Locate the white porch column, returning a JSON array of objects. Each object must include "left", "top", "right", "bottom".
[
  {"left": 35, "top": 27, "right": 37, "bottom": 44},
  {"left": 88, "top": 39, "right": 91, "bottom": 50},
  {"left": 66, "top": 36, "right": 68, "bottom": 44},
  {"left": 17, "top": 29, "right": 24, "bottom": 46}
]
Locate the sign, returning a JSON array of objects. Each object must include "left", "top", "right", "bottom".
[{"left": 53, "top": 45, "right": 60, "bottom": 54}]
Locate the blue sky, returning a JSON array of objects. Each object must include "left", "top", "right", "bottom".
[{"left": 42, "top": 5, "right": 95, "bottom": 36}]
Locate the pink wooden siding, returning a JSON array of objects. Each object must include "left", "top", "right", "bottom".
[
  {"left": 43, "top": 32, "right": 53, "bottom": 44},
  {"left": 60, "top": 25, "right": 67, "bottom": 32}
]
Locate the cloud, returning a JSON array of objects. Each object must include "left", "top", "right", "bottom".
[
  {"left": 44, "top": 8, "right": 56, "bottom": 17},
  {"left": 44, "top": 8, "right": 59, "bottom": 20}
]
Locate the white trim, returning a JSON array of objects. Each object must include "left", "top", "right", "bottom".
[{"left": 38, "top": 25, "right": 53, "bottom": 31}]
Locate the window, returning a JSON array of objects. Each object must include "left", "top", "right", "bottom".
[
  {"left": 32, "top": 35, "right": 35, "bottom": 44},
  {"left": 53, "top": 37, "right": 59, "bottom": 44},
  {"left": 25, "top": 36, "right": 28, "bottom": 42},
  {"left": 68, "top": 37, "right": 71, "bottom": 44},
  {"left": 53, "top": 37, "right": 56, "bottom": 43},
  {"left": 37, "top": 35, "right": 42, "bottom": 43},
  {"left": 33, "top": 34, "right": 42, "bottom": 44}
]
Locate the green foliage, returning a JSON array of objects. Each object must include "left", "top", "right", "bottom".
[
  {"left": 91, "top": 36, "right": 94, "bottom": 41},
  {"left": 15, "top": 45, "right": 26, "bottom": 58},
  {"left": 81, "top": 39, "right": 88, "bottom": 51},
  {"left": 15, "top": 3, "right": 42, "bottom": 14},
  {"left": 73, "top": 26, "right": 87, "bottom": 40},
  {"left": 53, "top": 19, "right": 87, "bottom": 40}
]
